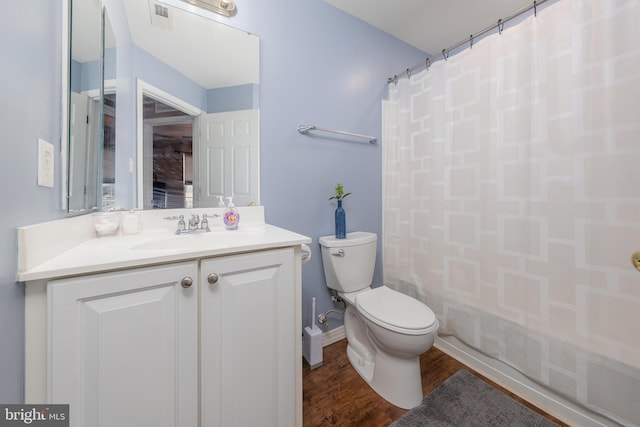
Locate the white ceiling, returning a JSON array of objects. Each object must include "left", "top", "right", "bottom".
[
  {"left": 74, "top": 0, "right": 535, "bottom": 88},
  {"left": 123, "top": 0, "right": 259, "bottom": 89},
  {"left": 72, "top": 0, "right": 259, "bottom": 89},
  {"left": 323, "top": 0, "right": 533, "bottom": 56}
]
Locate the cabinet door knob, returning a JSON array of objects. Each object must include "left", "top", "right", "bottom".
[
  {"left": 181, "top": 277, "right": 194, "bottom": 288},
  {"left": 207, "top": 273, "right": 219, "bottom": 285},
  {"left": 632, "top": 250, "right": 640, "bottom": 271}
]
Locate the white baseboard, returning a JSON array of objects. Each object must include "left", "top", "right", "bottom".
[
  {"left": 323, "top": 325, "right": 346, "bottom": 347},
  {"left": 435, "top": 336, "right": 616, "bottom": 427}
]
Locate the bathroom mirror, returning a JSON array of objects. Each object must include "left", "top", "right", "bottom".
[{"left": 65, "top": 0, "right": 260, "bottom": 212}]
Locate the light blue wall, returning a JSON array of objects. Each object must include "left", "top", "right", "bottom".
[
  {"left": 70, "top": 59, "right": 101, "bottom": 93},
  {"left": 207, "top": 84, "right": 258, "bottom": 113},
  {"left": 0, "top": 1, "right": 65, "bottom": 402},
  {"left": 132, "top": 45, "right": 208, "bottom": 112},
  {"left": 222, "top": 0, "right": 427, "bottom": 332},
  {"left": 0, "top": 0, "right": 425, "bottom": 401}
]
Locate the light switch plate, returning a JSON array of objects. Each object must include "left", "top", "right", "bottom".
[{"left": 38, "top": 138, "right": 54, "bottom": 188}]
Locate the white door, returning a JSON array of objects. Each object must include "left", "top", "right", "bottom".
[
  {"left": 200, "top": 249, "right": 296, "bottom": 427},
  {"left": 69, "top": 91, "right": 100, "bottom": 211},
  {"left": 68, "top": 91, "right": 89, "bottom": 211},
  {"left": 198, "top": 109, "right": 260, "bottom": 207},
  {"left": 49, "top": 262, "right": 199, "bottom": 427}
]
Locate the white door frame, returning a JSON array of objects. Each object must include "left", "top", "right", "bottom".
[{"left": 136, "top": 79, "right": 202, "bottom": 208}]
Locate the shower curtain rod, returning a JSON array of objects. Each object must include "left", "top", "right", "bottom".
[{"left": 387, "top": 0, "right": 549, "bottom": 84}]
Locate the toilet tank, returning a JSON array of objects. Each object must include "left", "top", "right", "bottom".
[{"left": 319, "top": 231, "right": 377, "bottom": 293}]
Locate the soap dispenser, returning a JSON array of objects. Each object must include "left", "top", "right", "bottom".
[{"left": 223, "top": 197, "right": 240, "bottom": 230}]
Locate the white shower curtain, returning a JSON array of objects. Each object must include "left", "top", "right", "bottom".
[{"left": 383, "top": 1, "right": 640, "bottom": 425}]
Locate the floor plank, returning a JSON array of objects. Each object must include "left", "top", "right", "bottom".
[{"left": 303, "top": 339, "right": 568, "bottom": 426}]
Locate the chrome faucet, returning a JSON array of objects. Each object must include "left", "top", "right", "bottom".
[
  {"left": 188, "top": 214, "right": 200, "bottom": 231},
  {"left": 165, "top": 213, "right": 219, "bottom": 234}
]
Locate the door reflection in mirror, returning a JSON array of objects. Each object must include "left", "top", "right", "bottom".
[{"left": 102, "top": 94, "right": 116, "bottom": 210}]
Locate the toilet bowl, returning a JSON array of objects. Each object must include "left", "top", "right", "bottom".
[{"left": 319, "top": 232, "right": 439, "bottom": 409}]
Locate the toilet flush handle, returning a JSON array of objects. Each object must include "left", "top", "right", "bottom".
[{"left": 331, "top": 249, "right": 345, "bottom": 257}]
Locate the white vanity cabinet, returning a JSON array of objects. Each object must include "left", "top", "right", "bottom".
[
  {"left": 48, "top": 262, "right": 199, "bottom": 427},
  {"left": 200, "top": 248, "right": 297, "bottom": 427},
  {"left": 24, "top": 248, "right": 303, "bottom": 427},
  {"left": 20, "top": 211, "right": 308, "bottom": 427}
]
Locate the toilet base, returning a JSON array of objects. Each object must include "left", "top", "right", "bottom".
[
  {"left": 343, "top": 304, "right": 426, "bottom": 409},
  {"left": 346, "top": 340, "right": 424, "bottom": 409},
  {"left": 369, "top": 347, "right": 423, "bottom": 409},
  {"left": 346, "top": 344, "right": 374, "bottom": 382}
]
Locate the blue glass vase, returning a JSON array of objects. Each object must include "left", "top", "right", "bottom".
[{"left": 335, "top": 199, "right": 346, "bottom": 239}]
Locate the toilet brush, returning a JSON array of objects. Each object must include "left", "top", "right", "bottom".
[{"left": 303, "top": 298, "right": 323, "bottom": 369}]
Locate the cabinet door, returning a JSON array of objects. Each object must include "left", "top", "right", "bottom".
[
  {"left": 201, "top": 248, "right": 296, "bottom": 427},
  {"left": 49, "top": 262, "right": 198, "bottom": 427}
]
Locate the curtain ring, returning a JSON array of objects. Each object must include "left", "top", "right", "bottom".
[
  {"left": 498, "top": 19, "right": 504, "bottom": 35},
  {"left": 442, "top": 49, "right": 449, "bottom": 61},
  {"left": 425, "top": 57, "right": 431, "bottom": 70},
  {"left": 534, "top": 0, "right": 537, "bottom": 17},
  {"left": 469, "top": 34, "right": 474, "bottom": 49},
  {"left": 406, "top": 68, "right": 411, "bottom": 79},
  {"left": 393, "top": 75, "right": 398, "bottom": 86}
]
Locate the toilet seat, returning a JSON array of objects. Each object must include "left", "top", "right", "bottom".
[{"left": 356, "top": 287, "right": 437, "bottom": 335}]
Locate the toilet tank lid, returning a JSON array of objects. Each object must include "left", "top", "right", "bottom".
[{"left": 319, "top": 232, "right": 377, "bottom": 248}]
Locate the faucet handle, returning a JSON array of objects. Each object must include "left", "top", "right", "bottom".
[
  {"left": 177, "top": 215, "right": 186, "bottom": 232},
  {"left": 165, "top": 215, "right": 186, "bottom": 234},
  {"left": 200, "top": 214, "right": 211, "bottom": 232}
]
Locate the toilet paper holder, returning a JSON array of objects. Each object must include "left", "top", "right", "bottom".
[{"left": 301, "top": 244, "right": 312, "bottom": 264}]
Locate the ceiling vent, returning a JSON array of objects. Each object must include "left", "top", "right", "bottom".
[
  {"left": 149, "top": 1, "right": 172, "bottom": 30},
  {"left": 154, "top": 4, "right": 169, "bottom": 18}
]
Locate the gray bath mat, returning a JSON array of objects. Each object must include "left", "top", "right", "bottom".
[{"left": 390, "top": 370, "right": 559, "bottom": 427}]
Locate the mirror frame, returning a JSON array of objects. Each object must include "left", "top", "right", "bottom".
[{"left": 61, "top": 0, "right": 70, "bottom": 211}]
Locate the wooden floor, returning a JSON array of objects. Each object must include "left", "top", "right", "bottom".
[{"left": 303, "top": 339, "right": 568, "bottom": 427}]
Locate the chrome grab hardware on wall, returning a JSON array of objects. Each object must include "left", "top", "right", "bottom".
[
  {"left": 297, "top": 124, "right": 378, "bottom": 144},
  {"left": 631, "top": 250, "right": 640, "bottom": 272},
  {"left": 207, "top": 273, "right": 219, "bottom": 285},
  {"left": 181, "top": 0, "right": 238, "bottom": 17},
  {"left": 181, "top": 277, "right": 194, "bottom": 288}
]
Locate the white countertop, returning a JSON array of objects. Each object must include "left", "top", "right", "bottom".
[{"left": 17, "top": 207, "right": 311, "bottom": 282}]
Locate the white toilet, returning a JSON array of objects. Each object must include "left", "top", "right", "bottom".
[{"left": 319, "top": 231, "right": 439, "bottom": 409}]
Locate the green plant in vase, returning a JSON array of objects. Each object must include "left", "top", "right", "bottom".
[{"left": 329, "top": 183, "right": 351, "bottom": 239}]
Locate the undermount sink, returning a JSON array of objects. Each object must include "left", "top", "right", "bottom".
[{"left": 131, "top": 227, "right": 264, "bottom": 251}]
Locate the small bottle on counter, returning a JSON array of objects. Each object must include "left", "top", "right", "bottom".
[
  {"left": 223, "top": 197, "right": 239, "bottom": 230},
  {"left": 122, "top": 210, "right": 143, "bottom": 235}
]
